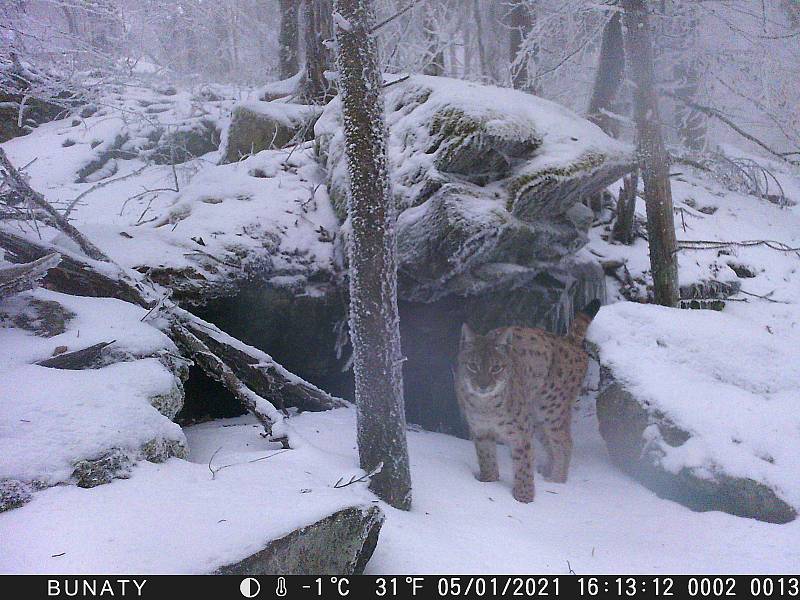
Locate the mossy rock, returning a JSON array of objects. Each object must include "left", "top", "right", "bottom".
[
  {"left": 223, "top": 102, "right": 322, "bottom": 164},
  {"left": 150, "top": 119, "right": 221, "bottom": 165},
  {"left": 214, "top": 505, "right": 384, "bottom": 575},
  {"left": 396, "top": 183, "right": 593, "bottom": 301},
  {"left": 596, "top": 369, "right": 797, "bottom": 524},
  {"left": 428, "top": 106, "right": 541, "bottom": 182}
]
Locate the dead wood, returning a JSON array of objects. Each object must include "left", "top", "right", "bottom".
[
  {"left": 0, "top": 151, "right": 347, "bottom": 431},
  {"left": 0, "top": 148, "right": 112, "bottom": 262},
  {"left": 37, "top": 340, "right": 115, "bottom": 369},
  {"left": 0, "top": 252, "right": 61, "bottom": 300},
  {"left": 169, "top": 322, "right": 284, "bottom": 436},
  {"left": 0, "top": 229, "right": 346, "bottom": 421},
  {"left": 0, "top": 230, "right": 148, "bottom": 306}
]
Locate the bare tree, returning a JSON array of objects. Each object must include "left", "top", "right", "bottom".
[
  {"left": 508, "top": 0, "right": 536, "bottom": 92},
  {"left": 278, "top": 0, "right": 300, "bottom": 79},
  {"left": 422, "top": 4, "right": 445, "bottom": 76},
  {"left": 333, "top": 0, "right": 413, "bottom": 510},
  {"left": 621, "top": 0, "right": 679, "bottom": 307},
  {"left": 305, "top": 0, "right": 336, "bottom": 103},
  {"left": 587, "top": 11, "right": 624, "bottom": 138}
]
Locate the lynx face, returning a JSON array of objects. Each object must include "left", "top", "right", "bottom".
[{"left": 457, "top": 324, "right": 513, "bottom": 399}]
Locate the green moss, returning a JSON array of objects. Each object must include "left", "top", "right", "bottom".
[
  {"left": 427, "top": 107, "right": 540, "bottom": 178},
  {"left": 507, "top": 151, "right": 608, "bottom": 211}
]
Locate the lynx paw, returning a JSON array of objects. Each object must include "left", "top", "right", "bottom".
[
  {"left": 477, "top": 470, "right": 499, "bottom": 483},
  {"left": 512, "top": 485, "right": 535, "bottom": 503}
]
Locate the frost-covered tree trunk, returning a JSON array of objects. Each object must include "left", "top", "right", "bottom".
[
  {"left": 621, "top": 0, "right": 679, "bottom": 307},
  {"left": 333, "top": 0, "right": 413, "bottom": 510},
  {"left": 279, "top": 0, "right": 300, "bottom": 79},
  {"left": 667, "top": 4, "right": 707, "bottom": 153},
  {"left": 305, "top": 0, "right": 336, "bottom": 103},
  {"left": 422, "top": 5, "right": 445, "bottom": 76},
  {"left": 508, "top": 0, "right": 535, "bottom": 92},
  {"left": 587, "top": 12, "right": 624, "bottom": 138}
]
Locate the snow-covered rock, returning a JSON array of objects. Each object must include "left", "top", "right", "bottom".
[
  {"left": 317, "top": 75, "right": 632, "bottom": 302},
  {"left": 223, "top": 102, "right": 322, "bottom": 164},
  {"left": 215, "top": 505, "right": 384, "bottom": 575},
  {"left": 589, "top": 302, "right": 800, "bottom": 523},
  {"left": 0, "top": 289, "right": 189, "bottom": 508}
]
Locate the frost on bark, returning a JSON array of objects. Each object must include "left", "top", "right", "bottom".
[
  {"left": 508, "top": 0, "right": 536, "bottom": 93},
  {"left": 305, "top": 0, "right": 336, "bottom": 103},
  {"left": 333, "top": 0, "right": 413, "bottom": 510},
  {"left": 587, "top": 12, "right": 625, "bottom": 138},
  {"left": 621, "top": 0, "right": 679, "bottom": 307},
  {"left": 665, "top": 4, "right": 707, "bottom": 153},
  {"left": 422, "top": 6, "right": 445, "bottom": 76},
  {"left": 279, "top": 0, "right": 300, "bottom": 79}
]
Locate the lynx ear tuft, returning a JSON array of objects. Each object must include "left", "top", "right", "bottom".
[
  {"left": 496, "top": 328, "right": 513, "bottom": 347},
  {"left": 461, "top": 323, "right": 476, "bottom": 345}
]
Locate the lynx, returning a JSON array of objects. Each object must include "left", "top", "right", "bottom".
[{"left": 454, "top": 300, "right": 601, "bottom": 503}]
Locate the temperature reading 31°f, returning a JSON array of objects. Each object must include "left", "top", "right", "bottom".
[{"left": 376, "top": 577, "right": 425, "bottom": 596}]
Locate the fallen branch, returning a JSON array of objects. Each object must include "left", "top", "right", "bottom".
[
  {"left": 37, "top": 341, "right": 115, "bottom": 369},
  {"left": 0, "top": 252, "right": 60, "bottom": 300},
  {"left": 0, "top": 152, "right": 347, "bottom": 428},
  {"left": 172, "top": 307, "right": 349, "bottom": 413},
  {"left": 170, "top": 322, "right": 285, "bottom": 436},
  {"left": 0, "top": 148, "right": 112, "bottom": 262},
  {"left": 0, "top": 230, "right": 149, "bottom": 306},
  {"left": 663, "top": 92, "right": 799, "bottom": 167},
  {"left": 208, "top": 447, "right": 290, "bottom": 480},
  {"left": 0, "top": 230, "right": 346, "bottom": 417},
  {"left": 678, "top": 238, "right": 800, "bottom": 258}
]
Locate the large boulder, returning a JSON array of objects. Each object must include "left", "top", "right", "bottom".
[
  {"left": 316, "top": 75, "right": 632, "bottom": 302},
  {"left": 589, "top": 302, "right": 799, "bottom": 524},
  {"left": 0, "top": 290, "right": 190, "bottom": 510},
  {"left": 214, "top": 505, "right": 384, "bottom": 575},
  {"left": 223, "top": 102, "right": 322, "bottom": 163}
]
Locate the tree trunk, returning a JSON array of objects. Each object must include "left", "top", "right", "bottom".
[
  {"left": 668, "top": 4, "right": 707, "bottom": 153},
  {"left": 508, "top": 0, "right": 535, "bottom": 92},
  {"left": 304, "top": 0, "right": 336, "bottom": 103},
  {"left": 279, "top": 0, "right": 300, "bottom": 79},
  {"left": 621, "top": 0, "right": 679, "bottom": 307},
  {"left": 587, "top": 12, "right": 625, "bottom": 137},
  {"left": 333, "top": 0, "right": 412, "bottom": 510},
  {"left": 612, "top": 170, "right": 639, "bottom": 244},
  {"left": 422, "top": 6, "right": 445, "bottom": 76},
  {"left": 473, "top": 0, "right": 490, "bottom": 81}
]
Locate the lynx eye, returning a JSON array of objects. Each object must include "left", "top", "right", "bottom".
[
  {"left": 490, "top": 364, "right": 504, "bottom": 374},
  {"left": 466, "top": 362, "right": 479, "bottom": 373}
]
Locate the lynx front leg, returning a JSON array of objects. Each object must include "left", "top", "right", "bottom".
[
  {"left": 473, "top": 434, "right": 499, "bottom": 482},
  {"left": 534, "top": 427, "right": 554, "bottom": 480},
  {"left": 542, "top": 426, "right": 573, "bottom": 484},
  {"left": 510, "top": 437, "right": 535, "bottom": 503}
]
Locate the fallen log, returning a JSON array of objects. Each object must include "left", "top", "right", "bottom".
[
  {"left": 169, "top": 323, "right": 285, "bottom": 438},
  {"left": 0, "top": 148, "right": 112, "bottom": 262},
  {"left": 0, "top": 228, "right": 346, "bottom": 422},
  {"left": 37, "top": 340, "right": 115, "bottom": 370},
  {"left": 173, "top": 307, "right": 349, "bottom": 413},
  {"left": 0, "top": 230, "right": 149, "bottom": 306},
  {"left": 0, "top": 252, "right": 61, "bottom": 300}
]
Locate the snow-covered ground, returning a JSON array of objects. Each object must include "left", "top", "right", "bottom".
[
  {"left": 2, "top": 79, "right": 800, "bottom": 574},
  {"left": 3, "top": 406, "right": 798, "bottom": 574}
]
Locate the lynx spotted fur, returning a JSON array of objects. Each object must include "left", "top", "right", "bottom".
[{"left": 454, "top": 300, "right": 601, "bottom": 503}]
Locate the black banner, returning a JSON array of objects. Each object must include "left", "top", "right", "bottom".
[{"left": 2, "top": 575, "right": 798, "bottom": 600}]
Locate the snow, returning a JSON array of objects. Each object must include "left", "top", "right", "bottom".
[
  {"left": 0, "top": 289, "right": 184, "bottom": 486},
  {"left": 233, "top": 101, "right": 321, "bottom": 127},
  {"left": 1, "top": 84, "right": 338, "bottom": 295},
  {"left": 589, "top": 302, "right": 800, "bottom": 509},
  {"left": 2, "top": 407, "right": 798, "bottom": 574},
  {"left": 3, "top": 74, "right": 800, "bottom": 574}
]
